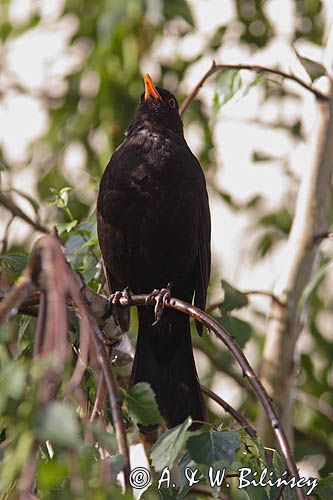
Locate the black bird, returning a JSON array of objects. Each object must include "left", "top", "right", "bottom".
[{"left": 97, "top": 74, "right": 211, "bottom": 429}]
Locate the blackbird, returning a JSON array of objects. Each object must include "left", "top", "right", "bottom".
[{"left": 97, "top": 74, "right": 211, "bottom": 429}]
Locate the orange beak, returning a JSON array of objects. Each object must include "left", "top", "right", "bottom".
[{"left": 144, "top": 73, "right": 162, "bottom": 101}]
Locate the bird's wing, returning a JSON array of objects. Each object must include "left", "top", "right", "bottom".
[
  {"left": 194, "top": 174, "right": 211, "bottom": 335},
  {"left": 182, "top": 152, "right": 211, "bottom": 336}
]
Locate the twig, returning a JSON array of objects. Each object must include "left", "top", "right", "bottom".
[
  {"left": 1, "top": 215, "right": 14, "bottom": 254},
  {"left": 207, "top": 289, "right": 284, "bottom": 313},
  {"left": 0, "top": 274, "right": 36, "bottom": 327},
  {"left": 179, "top": 61, "right": 329, "bottom": 116},
  {"left": 91, "top": 372, "right": 107, "bottom": 421},
  {"left": 34, "top": 291, "right": 47, "bottom": 357},
  {"left": 296, "top": 389, "right": 333, "bottom": 422},
  {"left": 313, "top": 230, "right": 333, "bottom": 243},
  {"left": 0, "top": 192, "right": 48, "bottom": 234},
  {"left": 201, "top": 385, "right": 257, "bottom": 438},
  {"left": 18, "top": 443, "right": 38, "bottom": 499},
  {"left": 64, "top": 301, "right": 91, "bottom": 396}
]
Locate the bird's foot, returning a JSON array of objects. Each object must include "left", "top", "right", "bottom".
[
  {"left": 149, "top": 284, "right": 172, "bottom": 326},
  {"left": 104, "top": 287, "right": 132, "bottom": 325}
]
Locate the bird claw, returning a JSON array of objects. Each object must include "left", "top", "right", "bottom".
[
  {"left": 106, "top": 287, "right": 132, "bottom": 326},
  {"left": 151, "top": 284, "right": 172, "bottom": 326},
  {"left": 145, "top": 289, "right": 159, "bottom": 308}
]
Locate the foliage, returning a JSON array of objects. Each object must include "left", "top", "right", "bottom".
[{"left": 0, "top": 0, "right": 332, "bottom": 498}]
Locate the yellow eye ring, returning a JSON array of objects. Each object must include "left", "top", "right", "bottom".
[{"left": 169, "top": 98, "right": 176, "bottom": 108}]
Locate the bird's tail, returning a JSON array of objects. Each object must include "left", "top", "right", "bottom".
[{"left": 130, "top": 307, "right": 206, "bottom": 429}]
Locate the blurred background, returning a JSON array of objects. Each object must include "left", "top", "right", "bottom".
[{"left": 1, "top": 0, "right": 333, "bottom": 486}]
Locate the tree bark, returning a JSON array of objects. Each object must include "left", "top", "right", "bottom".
[{"left": 258, "top": 87, "right": 333, "bottom": 448}]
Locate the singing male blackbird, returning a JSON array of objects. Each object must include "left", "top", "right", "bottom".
[{"left": 97, "top": 74, "right": 211, "bottom": 428}]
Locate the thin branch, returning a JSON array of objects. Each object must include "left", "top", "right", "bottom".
[
  {"left": 91, "top": 372, "right": 107, "bottom": 421},
  {"left": 34, "top": 290, "right": 47, "bottom": 357},
  {"left": 18, "top": 442, "right": 38, "bottom": 499},
  {"left": 193, "top": 339, "right": 254, "bottom": 396},
  {"left": 207, "top": 289, "right": 284, "bottom": 313},
  {"left": 179, "top": 61, "right": 329, "bottom": 116},
  {"left": 296, "top": 389, "right": 333, "bottom": 422},
  {"left": 0, "top": 273, "right": 36, "bottom": 327},
  {"left": 313, "top": 230, "right": 333, "bottom": 243},
  {"left": 0, "top": 192, "right": 48, "bottom": 234},
  {"left": 201, "top": 385, "right": 257, "bottom": 438}
]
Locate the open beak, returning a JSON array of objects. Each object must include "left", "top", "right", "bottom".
[{"left": 144, "top": 73, "right": 162, "bottom": 101}]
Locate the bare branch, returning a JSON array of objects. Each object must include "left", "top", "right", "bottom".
[
  {"left": 34, "top": 291, "right": 47, "bottom": 356},
  {"left": 0, "top": 192, "right": 48, "bottom": 234},
  {"left": 0, "top": 273, "right": 36, "bottom": 327},
  {"left": 207, "top": 288, "right": 284, "bottom": 313},
  {"left": 201, "top": 385, "right": 257, "bottom": 438},
  {"left": 179, "top": 60, "right": 329, "bottom": 116},
  {"left": 91, "top": 372, "right": 107, "bottom": 421},
  {"left": 296, "top": 389, "right": 333, "bottom": 422}
]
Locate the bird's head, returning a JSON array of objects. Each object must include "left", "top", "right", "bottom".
[{"left": 136, "top": 74, "right": 184, "bottom": 136}]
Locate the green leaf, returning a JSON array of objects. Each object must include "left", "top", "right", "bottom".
[
  {"left": 242, "top": 74, "right": 268, "bottom": 98},
  {"left": 216, "top": 70, "right": 242, "bottom": 105},
  {"left": 209, "top": 26, "right": 227, "bottom": 50},
  {"left": 56, "top": 219, "right": 78, "bottom": 235},
  {"left": 294, "top": 50, "right": 326, "bottom": 82},
  {"left": 217, "top": 189, "right": 241, "bottom": 211},
  {"left": 151, "top": 417, "right": 192, "bottom": 471},
  {"left": 314, "top": 476, "right": 333, "bottom": 499},
  {"left": 91, "top": 424, "right": 118, "bottom": 455},
  {"left": 246, "top": 485, "right": 270, "bottom": 500},
  {"left": 38, "top": 460, "right": 69, "bottom": 489},
  {"left": 252, "top": 151, "right": 280, "bottom": 163},
  {"left": 163, "top": 0, "right": 194, "bottom": 26},
  {"left": 36, "top": 402, "right": 81, "bottom": 449},
  {"left": 272, "top": 451, "right": 297, "bottom": 500},
  {"left": 108, "top": 454, "right": 126, "bottom": 476},
  {"left": 0, "top": 253, "right": 27, "bottom": 272},
  {"left": 258, "top": 208, "right": 292, "bottom": 235},
  {"left": 143, "top": 484, "right": 180, "bottom": 500},
  {"left": 220, "top": 280, "right": 248, "bottom": 313},
  {"left": 0, "top": 362, "right": 25, "bottom": 402},
  {"left": 216, "top": 315, "right": 252, "bottom": 348},
  {"left": 75, "top": 235, "right": 98, "bottom": 253},
  {"left": 186, "top": 430, "right": 241, "bottom": 472},
  {"left": 123, "top": 382, "right": 163, "bottom": 426}
]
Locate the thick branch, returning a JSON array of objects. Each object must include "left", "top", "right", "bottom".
[
  {"left": 258, "top": 89, "right": 333, "bottom": 447},
  {"left": 179, "top": 61, "right": 329, "bottom": 116}
]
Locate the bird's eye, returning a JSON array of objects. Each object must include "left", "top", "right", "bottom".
[{"left": 168, "top": 98, "right": 176, "bottom": 108}]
